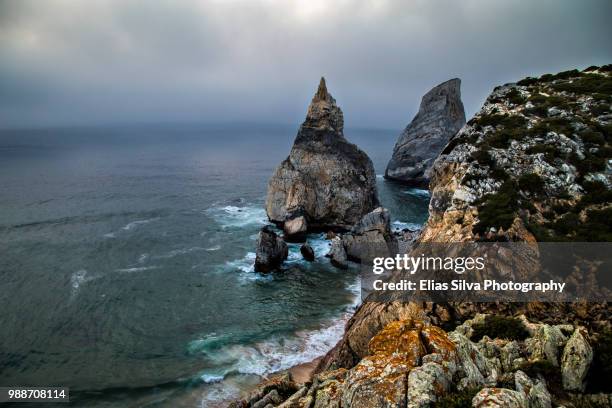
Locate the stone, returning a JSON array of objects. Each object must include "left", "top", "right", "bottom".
[
  {"left": 284, "top": 215, "right": 308, "bottom": 242},
  {"left": 525, "top": 324, "right": 567, "bottom": 366},
  {"left": 514, "top": 370, "right": 552, "bottom": 408},
  {"left": 327, "top": 236, "right": 348, "bottom": 269},
  {"left": 342, "top": 207, "right": 395, "bottom": 262},
  {"left": 560, "top": 328, "right": 592, "bottom": 392},
  {"left": 266, "top": 77, "right": 379, "bottom": 231},
  {"left": 252, "top": 389, "right": 283, "bottom": 408},
  {"left": 300, "top": 243, "right": 315, "bottom": 262},
  {"left": 472, "top": 387, "right": 527, "bottom": 408},
  {"left": 448, "top": 332, "right": 490, "bottom": 390},
  {"left": 385, "top": 78, "right": 466, "bottom": 187},
  {"left": 341, "top": 353, "right": 408, "bottom": 408},
  {"left": 254, "top": 226, "right": 288, "bottom": 273},
  {"left": 407, "top": 362, "right": 452, "bottom": 407}
]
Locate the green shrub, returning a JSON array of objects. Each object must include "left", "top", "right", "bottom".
[
  {"left": 526, "top": 144, "right": 560, "bottom": 163},
  {"left": 580, "top": 129, "right": 606, "bottom": 145},
  {"left": 517, "top": 77, "right": 539, "bottom": 86},
  {"left": 471, "top": 315, "right": 529, "bottom": 341},
  {"left": 506, "top": 88, "right": 526, "bottom": 105},
  {"left": 552, "top": 75, "right": 612, "bottom": 95},
  {"left": 434, "top": 388, "right": 480, "bottom": 408},
  {"left": 473, "top": 181, "right": 519, "bottom": 235},
  {"left": 470, "top": 149, "right": 494, "bottom": 166},
  {"left": 518, "top": 173, "right": 545, "bottom": 194},
  {"left": 552, "top": 213, "right": 580, "bottom": 235}
]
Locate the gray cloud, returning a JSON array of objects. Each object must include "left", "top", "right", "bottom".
[{"left": 0, "top": 0, "right": 610, "bottom": 129}]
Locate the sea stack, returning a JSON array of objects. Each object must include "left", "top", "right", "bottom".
[
  {"left": 266, "top": 78, "right": 379, "bottom": 239},
  {"left": 385, "top": 78, "right": 466, "bottom": 188}
]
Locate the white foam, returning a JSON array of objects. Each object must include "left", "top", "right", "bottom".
[
  {"left": 206, "top": 205, "right": 267, "bottom": 229},
  {"left": 116, "top": 266, "right": 159, "bottom": 273},
  {"left": 205, "top": 245, "right": 221, "bottom": 251},
  {"left": 70, "top": 269, "right": 98, "bottom": 297},
  {"left": 192, "top": 276, "right": 361, "bottom": 382},
  {"left": 392, "top": 220, "right": 422, "bottom": 231},
  {"left": 122, "top": 217, "right": 159, "bottom": 231},
  {"left": 157, "top": 247, "right": 205, "bottom": 259}
]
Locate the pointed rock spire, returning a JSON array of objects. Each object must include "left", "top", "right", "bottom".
[
  {"left": 304, "top": 77, "right": 343, "bottom": 133},
  {"left": 313, "top": 77, "right": 329, "bottom": 102}
]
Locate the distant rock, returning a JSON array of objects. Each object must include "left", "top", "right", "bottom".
[
  {"left": 266, "top": 77, "right": 379, "bottom": 231},
  {"left": 385, "top": 78, "right": 465, "bottom": 187},
  {"left": 300, "top": 243, "right": 315, "bottom": 262},
  {"left": 254, "top": 226, "right": 288, "bottom": 273}
]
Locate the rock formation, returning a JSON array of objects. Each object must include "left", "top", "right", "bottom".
[
  {"left": 300, "top": 243, "right": 315, "bottom": 262},
  {"left": 265, "top": 78, "right": 379, "bottom": 238},
  {"left": 341, "top": 206, "right": 396, "bottom": 263},
  {"left": 233, "top": 314, "right": 604, "bottom": 408},
  {"left": 254, "top": 226, "right": 288, "bottom": 273},
  {"left": 385, "top": 78, "right": 466, "bottom": 187}
]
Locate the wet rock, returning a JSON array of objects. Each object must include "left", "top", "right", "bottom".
[
  {"left": 386, "top": 78, "right": 466, "bottom": 187},
  {"left": 266, "top": 77, "right": 379, "bottom": 231},
  {"left": 561, "top": 328, "right": 592, "bottom": 392},
  {"left": 254, "top": 226, "right": 288, "bottom": 273},
  {"left": 300, "top": 243, "right": 315, "bottom": 262},
  {"left": 472, "top": 387, "right": 527, "bottom": 408},
  {"left": 284, "top": 215, "right": 308, "bottom": 242},
  {"left": 327, "top": 236, "right": 348, "bottom": 269}
]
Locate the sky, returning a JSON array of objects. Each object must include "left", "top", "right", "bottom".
[{"left": 0, "top": 0, "right": 611, "bottom": 130}]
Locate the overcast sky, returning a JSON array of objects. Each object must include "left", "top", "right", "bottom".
[{"left": 0, "top": 0, "right": 610, "bottom": 129}]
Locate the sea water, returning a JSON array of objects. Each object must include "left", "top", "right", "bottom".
[{"left": 0, "top": 124, "right": 429, "bottom": 407}]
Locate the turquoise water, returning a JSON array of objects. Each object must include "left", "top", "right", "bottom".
[{"left": 0, "top": 124, "right": 429, "bottom": 407}]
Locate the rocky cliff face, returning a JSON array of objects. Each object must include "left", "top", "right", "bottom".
[
  {"left": 385, "top": 79, "right": 466, "bottom": 187},
  {"left": 266, "top": 78, "right": 379, "bottom": 238}
]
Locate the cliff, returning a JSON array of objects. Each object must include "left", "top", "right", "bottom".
[
  {"left": 235, "top": 65, "right": 612, "bottom": 407},
  {"left": 385, "top": 79, "right": 466, "bottom": 188}
]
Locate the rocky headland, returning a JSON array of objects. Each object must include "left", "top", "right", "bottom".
[
  {"left": 240, "top": 65, "right": 612, "bottom": 406},
  {"left": 385, "top": 79, "right": 466, "bottom": 188}
]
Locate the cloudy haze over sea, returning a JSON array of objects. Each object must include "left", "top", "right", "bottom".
[{"left": 1, "top": 0, "right": 611, "bottom": 129}]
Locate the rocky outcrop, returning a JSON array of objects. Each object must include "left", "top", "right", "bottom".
[
  {"left": 327, "top": 236, "right": 348, "bottom": 270},
  {"left": 266, "top": 78, "right": 379, "bottom": 235},
  {"left": 254, "top": 226, "right": 288, "bottom": 273},
  {"left": 236, "top": 315, "right": 605, "bottom": 408},
  {"left": 385, "top": 78, "right": 466, "bottom": 187},
  {"left": 561, "top": 328, "right": 592, "bottom": 392},
  {"left": 342, "top": 207, "right": 395, "bottom": 263}
]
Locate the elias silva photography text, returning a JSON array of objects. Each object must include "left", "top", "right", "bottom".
[{"left": 370, "top": 253, "right": 567, "bottom": 294}]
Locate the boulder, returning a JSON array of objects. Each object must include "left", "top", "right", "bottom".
[
  {"left": 385, "top": 78, "right": 466, "bottom": 187},
  {"left": 342, "top": 207, "right": 396, "bottom": 262},
  {"left": 266, "top": 77, "right": 379, "bottom": 231},
  {"left": 327, "top": 236, "right": 348, "bottom": 269},
  {"left": 284, "top": 215, "right": 308, "bottom": 242},
  {"left": 472, "top": 388, "right": 527, "bottom": 408},
  {"left": 300, "top": 243, "right": 315, "bottom": 262},
  {"left": 254, "top": 226, "right": 288, "bottom": 273},
  {"left": 525, "top": 324, "right": 567, "bottom": 366},
  {"left": 560, "top": 328, "right": 592, "bottom": 392}
]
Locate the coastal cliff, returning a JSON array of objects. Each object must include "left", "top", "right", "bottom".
[
  {"left": 265, "top": 78, "right": 379, "bottom": 239},
  {"left": 385, "top": 79, "right": 466, "bottom": 188},
  {"left": 235, "top": 65, "right": 612, "bottom": 407}
]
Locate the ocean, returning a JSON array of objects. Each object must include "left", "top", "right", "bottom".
[{"left": 0, "top": 124, "right": 429, "bottom": 407}]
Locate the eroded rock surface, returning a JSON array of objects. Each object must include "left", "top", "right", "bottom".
[
  {"left": 266, "top": 78, "right": 378, "bottom": 234},
  {"left": 254, "top": 226, "right": 288, "bottom": 273},
  {"left": 385, "top": 78, "right": 466, "bottom": 187}
]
